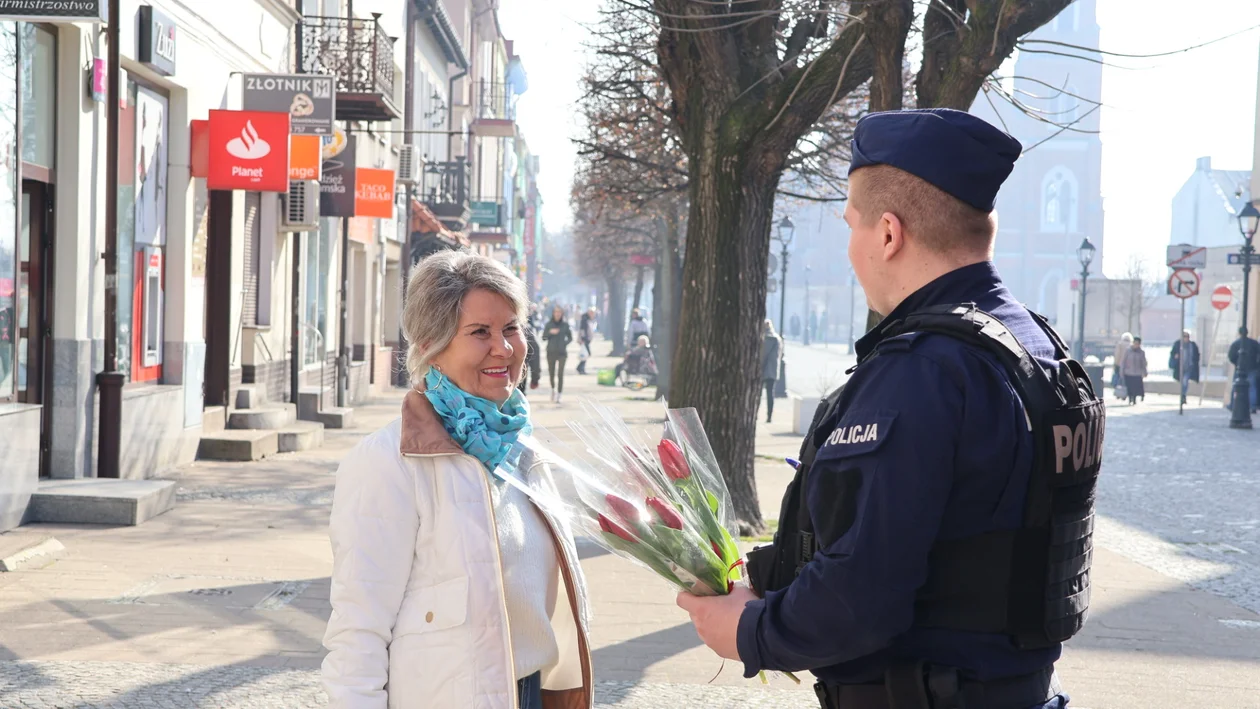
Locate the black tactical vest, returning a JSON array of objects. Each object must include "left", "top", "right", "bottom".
[{"left": 745, "top": 303, "right": 1105, "bottom": 650}]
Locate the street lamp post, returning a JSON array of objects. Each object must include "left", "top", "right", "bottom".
[
  {"left": 1075, "top": 237, "right": 1096, "bottom": 362},
  {"left": 803, "top": 265, "right": 812, "bottom": 346},
  {"left": 773, "top": 216, "right": 795, "bottom": 398},
  {"left": 1230, "top": 202, "right": 1258, "bottom": 429}
]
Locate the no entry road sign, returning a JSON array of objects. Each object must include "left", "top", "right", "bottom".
[
  {"left": 1168, "top": 268, "right": 1200, "bottom": 299},
  {"left": 1211, "top": 285, "right": 1233, "bottom": 311}
]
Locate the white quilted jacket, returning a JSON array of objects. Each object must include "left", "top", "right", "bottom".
[{"left": 322, "top": 391, "right": 593, "bottom": 709}]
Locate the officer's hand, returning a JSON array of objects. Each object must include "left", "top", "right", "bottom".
[{"left": 676, "top": 585, "right": 757, "bottom": 661}]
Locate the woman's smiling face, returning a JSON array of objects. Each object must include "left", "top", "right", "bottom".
[{"left": 429, "top": 288, "right": 526, "bottom": 404}]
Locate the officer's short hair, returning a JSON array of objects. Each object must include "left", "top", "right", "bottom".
[{"left": 851, "top": 165, "right": 997, "bottom": 254}]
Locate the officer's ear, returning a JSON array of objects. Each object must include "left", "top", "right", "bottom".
[{"left": 879, "top": 211, "right": 906, "bottom": 261}]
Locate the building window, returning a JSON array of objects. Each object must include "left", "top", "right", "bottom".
[
  {"left": 19, "top": 23, "right": 54, "bottom": 170},
  {"left": 303, "top": 220, "right": 333, "bottom": 366},
  {"left": 0, "top": 22, "right": 20, "bottom": 401},
  {"left": 1040, "top": 167, "right": 1079, "bottom": 233}
]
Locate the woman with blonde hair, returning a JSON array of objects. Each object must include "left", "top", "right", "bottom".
[{"left": 322, "top": 250, "right": 592, "bottom": 709}]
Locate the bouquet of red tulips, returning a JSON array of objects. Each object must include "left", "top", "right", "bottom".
[{"left": 494, "top": 402, "right": 744, "bottom": 597}]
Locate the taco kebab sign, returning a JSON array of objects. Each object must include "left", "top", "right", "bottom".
[{"left": 242, "top": 73, "right": 336, "bottom": 136}]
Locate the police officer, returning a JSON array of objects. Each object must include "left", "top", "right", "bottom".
[{"left": 676, "top": 109, "right": 1104, "bottom": 709}]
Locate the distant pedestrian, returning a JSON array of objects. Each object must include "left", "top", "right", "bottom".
[
  {"left": 542, "top": 305, "right": 573, "bottom": 403},
  {"left": 576, "top": 307, "right": 597, "bottom": 375},
  {"left": 818, "top": 311, "right": 829, "bottom": 344},
  {"left": 808, "top": 311, "right": 819, "bottom": 342},
  {"left": 518, "top": 321, "right": 542, "bottom": 396},
  {"left": 1227, "top": 327, "right": 1260, "bottom": 413},
  {"left": 1120, "top": 336, "right": 1148, "bottom": 405},
  {"left": 1168, "top": 329, "right": 1200, "bottom": 404},
  {"left": 760, "top": 319, "right": 782, "bottom": 423},
  {"left": 1111, "top": 332, "right": 1133, "bottom": 400},
  {"left": 790, "top": 313, "right": 801, "bottom": 339},
  {"left": 628, "top": 308, "right": 650, "bottom": 343}
]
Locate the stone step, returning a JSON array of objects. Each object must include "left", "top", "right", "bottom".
[
  {"left": 227, "top": 403, "right": 297, "bottom": 431},
  {"left": 277, "top": 421, "right": 325, "bottom": 453},
  {"left": 198, "top": 430, "right": 279, "bottom": 462},
  {"left": 28, "top": 479, "right": 177, "bottom": 526},
  {"left": 315, "top": 406, "right": 355, "bottom": 430},
  {"left": 234, "top": 385, "right": 267, "bottom": 411},
  {"left": 202, "top": 406, "right": 227, "bottom": 435},
  {"left": 297, "top": 386, "right": 328, "bottom": 422},
  {"left": 0, "top": 534, "right": 66, "bottom": 572}
]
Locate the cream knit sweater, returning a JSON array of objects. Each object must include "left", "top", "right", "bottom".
[{"left": 490, "top": 481, "right": 561, "bottom": 680}]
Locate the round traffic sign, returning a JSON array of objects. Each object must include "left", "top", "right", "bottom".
[
  {"left": 1211, "top": 284, "right": 1233, "bottom": 311},
  {"left": 1168, "top": 268, "right": 1201, "bottom": 299}
]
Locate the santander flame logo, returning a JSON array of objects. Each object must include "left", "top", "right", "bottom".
[{"left": 225, "top": 120, "right": 271, "bottom": 160}]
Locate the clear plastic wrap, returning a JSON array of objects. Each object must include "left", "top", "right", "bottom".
[{"left": 491, "top": 401, "right": 744, "bottom": 597}]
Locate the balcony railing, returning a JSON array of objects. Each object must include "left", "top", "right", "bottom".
[
  {"left": 476, "top": 80, "right": 515, "bottom": 122},
  {"left": 301, "top": 15, "right": 399, "bottom": 121},
  {"left": 422, "top": 158, "right": 471, "bottom": 230}
]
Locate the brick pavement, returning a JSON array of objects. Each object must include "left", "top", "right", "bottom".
[{"left": 0, "top": 343, "right": 1257, "bottom": 707}]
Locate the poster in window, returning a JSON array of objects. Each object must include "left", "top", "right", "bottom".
[{"left": 135, "top": 87, "right": 168, "bottom": 247}]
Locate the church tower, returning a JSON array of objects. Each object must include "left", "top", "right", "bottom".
[{"left": 972, "top": 0, "right": 1104, "bottom": 321}]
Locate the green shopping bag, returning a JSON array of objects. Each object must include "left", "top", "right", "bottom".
[{"left": 597, "top": 369, "right": 617, "bottom": 386}]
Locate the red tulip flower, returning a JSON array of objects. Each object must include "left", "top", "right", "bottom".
[
  {"left": 658, "top": 439, "right": 692, "bottom": 481},
  {"left": 598, "top": 514, "right": 638, "bottom": 544},
  {"left": 646, "top": 497, "right": 684, "bottom": 530},
  {"left": 605, "top": 493, "right": 643, "bottom": 526}
]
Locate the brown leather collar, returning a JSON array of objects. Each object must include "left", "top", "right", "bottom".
[{"left": 400, "top": 389, "right": 464, "bottom": 457}]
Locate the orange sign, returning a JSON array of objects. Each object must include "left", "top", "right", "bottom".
[
  {"left": 354, "top": 168, "right": 395, "bottom": 219},
  {"left": 289, "top": 135, "right": 321, "bottom": 181}
]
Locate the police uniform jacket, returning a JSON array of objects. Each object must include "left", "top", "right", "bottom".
[{"left": 736, "top": 262, "right": 1066, "bottom": 705}]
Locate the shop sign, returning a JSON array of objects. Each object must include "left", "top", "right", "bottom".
[
  {"left": 206, "top": 110, "right": 290, "bottom": 192},
  {"left": 320, "top": 134, "right": 357, "bottom": 217},
  {"left": 0, "top": 0, "right": 106, "bottom": 22},
  {"left": 470, "top": 200, "right": 501, "bottom": 227},
  {"left": 289, "top": 135, "right": 321, "bottom": 181},
  {"left": 243, "top": 73, "right": 336, "bottom": 136},
  {"left": 354, "top": 168, "right": 395, "bottom": 219},
  {"left": 89, "top": 58, "right": 106, "bottom": 102},
  {"left": 137, "top": 5, "right": 177, "bottom": 76}
]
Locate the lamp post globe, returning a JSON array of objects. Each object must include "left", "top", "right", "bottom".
[
  {"left": 1075, "top": 237, "right": 1095, "bottom": 362},
  {"left": 1230, "top": 202, "right": 1258, "bottom": 428}
]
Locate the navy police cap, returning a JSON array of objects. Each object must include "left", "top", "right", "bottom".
[{"left": 848, "top": 108, "right": 1023, "bottom": 212}]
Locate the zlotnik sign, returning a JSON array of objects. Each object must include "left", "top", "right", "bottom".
[
  {"left": 0, "top": 0, "right": 106, "bottom": 22},
  {"left": 243, "top": 73, "right": 336, "bottom": 136}
]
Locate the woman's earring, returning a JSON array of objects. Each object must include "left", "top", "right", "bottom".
[{"left": 431, "top": 363, "right": 443, "bottom": 374}]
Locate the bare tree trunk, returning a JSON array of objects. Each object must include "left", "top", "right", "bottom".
[
  {"left": 607, "top": 274, "right": 627, "bottom": 356},
  {"left": 671, "top": 137, "right": 782, "bottom": 533},
  {"left": 632, "top": 265, "right": 646, "bottom": 314},
  {"left": 857, "top": 0, "right": 912, "bottom": 337},
  {"left": 655, "top": 205, "right": 683, "bottom": 401}
]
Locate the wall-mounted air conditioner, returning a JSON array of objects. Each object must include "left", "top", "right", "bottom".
[{"left": 282, "top": 180, "right": 320, "bottom": 231}]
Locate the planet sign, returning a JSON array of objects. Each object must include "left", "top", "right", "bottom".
[{"left": 1211, "top": 285, "right": 1233, "bottom": 311}]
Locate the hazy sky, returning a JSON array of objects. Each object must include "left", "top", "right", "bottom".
[{"left": 499, "top": 0, "right": 1260, "bottom": 277}]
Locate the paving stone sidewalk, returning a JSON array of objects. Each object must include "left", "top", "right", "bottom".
[{"left": 0, "top": 343, "right": 1258, "bottom": 707}]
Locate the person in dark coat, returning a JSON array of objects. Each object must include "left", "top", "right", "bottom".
[
  {"left": 576, "top": 307, "right": 597, "bottom": 375},
  {"left": 1227, "top": 327, "right": 1260, "bottom": 413},
  {"left": 790, "top": 314, "right": 801, "bottom": 339},
  {"left": 1168, "top": 329, "right": 1200, "bottom": 404},
  {"left": 541, "top": 305, "right": 573, "bottom": 403},
  {"left": 517, "top": 321, "right": 542, "bottom": 396},
  {"left": 760, "top": 319, "right": 783, "bottom": 423}
]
